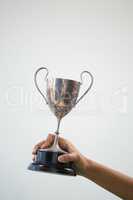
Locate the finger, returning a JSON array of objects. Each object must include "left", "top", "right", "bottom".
[
  {"left": 32, "top": 133, "right": 54, "bottom": 154},
  {"left": 58, "top": 137, "right": 73, "bottom": 153},
  {"left": 32, "top": 140, "right": 45, "bottom": 155},
  {"left": 32, "top": 134, "right": 54, "bottom": 160},
  {"left": 32, "top": 154, "right": 36, "bottom": 161},
  {"left": 58, "top": 153, "right": 77, "bottom": 163},
  {"left": 41, "top": 134, "right": 55, "bottom": 149}
]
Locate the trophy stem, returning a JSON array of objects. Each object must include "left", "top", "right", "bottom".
[
  {"left": 51, "top": 118, "right": 61, "bottom": 150},
  {"left": 56, "top": 118, "right": 61, "bottom": 135},
  {"left": 52, "top": 134, "right": 59, "bottom": 150}
]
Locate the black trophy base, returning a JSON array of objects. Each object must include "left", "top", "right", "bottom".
[{"left": 28, "top": 149, "right": 76, "bottom": 176}]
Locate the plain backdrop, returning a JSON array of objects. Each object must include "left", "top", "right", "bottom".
[{"left": 0, "top": 0, "right": 132, "bottom": 200}]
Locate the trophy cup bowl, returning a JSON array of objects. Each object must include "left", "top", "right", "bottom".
[
  {"left": 47, "top": 78, "right": 81, "bottom": 119},
  {"left": 28, "top": 67, "right": 93, "bottom": 176}
]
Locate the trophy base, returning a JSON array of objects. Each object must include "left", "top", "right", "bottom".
[{"left": 28, "top": 150, "right": 76, "bottom": 176}]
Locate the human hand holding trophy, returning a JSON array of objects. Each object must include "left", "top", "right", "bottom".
[{"left": 28, "top": 67, "right": 93, "bottom": 176}]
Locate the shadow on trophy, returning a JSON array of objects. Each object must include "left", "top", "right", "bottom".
[{"left": 28, "top": 67, "right": 93, "bottom": 176}]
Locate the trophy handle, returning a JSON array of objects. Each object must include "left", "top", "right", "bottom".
[
  {"left": 75, "top": 70, "right": 94, "bottom": 105},
  {"left": 34, "top": 67, "right": 49, "bottom": 104}
]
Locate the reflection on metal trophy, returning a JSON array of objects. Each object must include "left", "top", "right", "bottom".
[{"left": 28, "top": 67, "right": 93, "bottom": 176}]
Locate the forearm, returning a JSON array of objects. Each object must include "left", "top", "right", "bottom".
[{"left": 81, "top": 157, "right": 133, "bottom": 200}]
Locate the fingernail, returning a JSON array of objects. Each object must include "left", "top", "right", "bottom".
[{"left": 58, "top": 156, "right": 65, "bottom": 162}]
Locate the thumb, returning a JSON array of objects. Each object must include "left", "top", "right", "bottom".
[{"left": 58, "top": 153, "right": 77, "bottom": 163}]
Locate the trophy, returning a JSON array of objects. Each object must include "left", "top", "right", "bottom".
[{"left": 28, "top": 67, "right": 93, "bottom": 176}]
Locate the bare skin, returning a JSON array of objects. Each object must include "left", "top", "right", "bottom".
[{"left": 32, "top": 134, "right": 133, "bottom": 200}]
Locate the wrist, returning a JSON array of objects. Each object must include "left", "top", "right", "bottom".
[{"left": 77, "top": 154, "right": 93, "bottom": 177}]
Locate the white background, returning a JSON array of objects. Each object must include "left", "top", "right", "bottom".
[{"left": 0, "top": 0, "right": 132, "bottom": 200}]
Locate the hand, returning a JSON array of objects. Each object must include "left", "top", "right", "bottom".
[
  {"left": 32, "top": 133, "right": 91, "bottom": 176},
  {"left": 32, "top": 134, "right": 133, "bottom": 199}
]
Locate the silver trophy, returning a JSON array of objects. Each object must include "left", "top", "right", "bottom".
[{"left": 28, "top": 67, "right": 93, "bottom": 176}]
